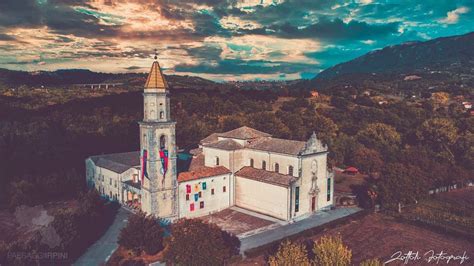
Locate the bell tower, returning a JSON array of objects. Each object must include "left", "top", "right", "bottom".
[{"left": 139, "top": 54, "right": 177, "bottom": 219}]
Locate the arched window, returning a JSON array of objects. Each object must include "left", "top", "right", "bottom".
[
  {"left": 215, "top": 156, "right": 220, "bottom": 166},
  {"left": 262, "top": 160, "right": 266, "bottom": 170},
  {"left": 288, "top": 166, "right": 294, "bottom": 176},
  {"left": 274, "top": 163, "right": 279, "bottom": 173},
  {"left": 250, "top": 158, "right": 254, "bottom": 167},
  {"left": 160, "top": 111, "right": 164, "bottom": 119},
  {"left": 160, "top": 135, "right": 166, "bottom": 150}
]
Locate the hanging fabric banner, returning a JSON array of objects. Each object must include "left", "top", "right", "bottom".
[
  {"left": 159, "top": 149, "right": 169, "bottom": 175},
  {"left": 186, "top": 184, "right": 191, "bottom": 193},
  {"left": 140, "top": 149, "right": 148, "bottom": 184},
  {"left": 202, "top": 182, "right": 207, "bottom": 190},
  {"left": 194, "top": 193, "right": 199, "bottom": 202}
]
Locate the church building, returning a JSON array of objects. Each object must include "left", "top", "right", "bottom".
[{"left": 85, "top": 58, "right": 334, "bottom": 221}]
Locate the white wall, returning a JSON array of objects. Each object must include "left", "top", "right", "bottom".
[
  {"left": 235, "top": 176, "right": 289, "bottom": 220},
  {"left": 178, "top": 173, "right": 232, "bottom": 218},
  {"left": 203, "top": 147, "right": 231, "bottom": 169},
  {"left": 240, "top": 149, "right": 299, "bottom": 176},
  {"left": 86, "top": 162, "right": 122, "bottom": 201}
]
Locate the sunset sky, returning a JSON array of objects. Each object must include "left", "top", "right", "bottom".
[{"left": 0, "top": 0, "right": 473, "bottom": 81}]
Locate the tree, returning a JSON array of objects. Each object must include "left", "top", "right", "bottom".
[
  {"left": 360, "top": 258, "right": 382, "bottom": 266},
  {"left": 0, "top": 241, "right": 7, "bottom": 265},
  {"left": 378, "top": 163, "right": 428, "bottom": 212},
  {"left": 221, "top": 116, "right": 243, "bottom": 132},
  {"left": 118, "top": 212, "right": 165, "bottom": 255},
  {"left": 311, "top": 114, "right": 339, "bottom": 145},
  {"left": 430, "top": 92, "right": 449, "bottom": 106},
  {"left": 416, "top": 118, "right": 458, "bottom": 161},
  {"left": 313, "top": 235, "right": 352, "bottom": 266},
  {"left": 268, "top": 240, "right": 311, "bottom": 266},
  {"left": 349, "top": 146, "right": 383, "bottom": 174},
  {"left": 356, "top": 123, "right": 401, "bottom": 152},
  {"left": 8, "top": 180, "right": 36, "bottom": 209},
  {"left": 163, "top": 219, "right": 240, "bottom": 265}
]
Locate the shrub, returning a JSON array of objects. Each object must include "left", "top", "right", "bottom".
[
  {"left": 360, "top": 258, "right": 382, "bottom": 266},
  {"left": 268, "top": 240, "right": 311, "bottom": 266},
  {"left": 163, "top": 219, "right": 240, "bottom": 265},
  {"left": 313, "top": 235, "right": 352, "bottom": 266},
  {"left": 118, "top": 212, "right": 165, "bottom": 255}
]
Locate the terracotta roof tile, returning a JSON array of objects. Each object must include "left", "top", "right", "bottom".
[
  {"left": 200, "top": 133, "right": 220, "bottom": 145},
  {"left": 246, "top": 138, "right": 306, "bottom": 155},
  {"left": 218, "top": 126, "right": 271, "bottom": 140},
  {"left": 188, "top": 153, "right": 205, "bottom": 170},
  {"left": 178, "top": 166, "right": 231, "bottom": 183},
  {"left": 89, "top": 151, "right": 139, "bottom": 173},
  {"left": 202, "top": 139, "right": 243, "bottom": 150},
  {"left": 235, "top": 166, "right": 296, "bottom": 187}
]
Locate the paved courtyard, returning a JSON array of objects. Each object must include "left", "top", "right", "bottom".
[
  {"left": 239, "top": 207, "right": 362, "bottom": 253},
  {"left": 199, "top": 206, "right": 362, "bottom": 253},
  {"left": 200, "top": 207, "right": 280, "bottom": 236}
]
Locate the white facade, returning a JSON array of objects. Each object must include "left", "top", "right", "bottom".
[
  {"left": 235, "top": 176, "right": 290, "bottom": 220},
  {"left": 178, "top": 173, "right": 232, "bottom": 218}
]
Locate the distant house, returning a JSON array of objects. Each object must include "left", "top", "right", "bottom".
[
  {"left": 343, "top": 167, "right": 359, "bottom": 175},
  {"left": 403, "top": 75, "right": 422, "bottom": 81},
  {"left": 462, "top": 102, "right": 472, "bottom": 109}
]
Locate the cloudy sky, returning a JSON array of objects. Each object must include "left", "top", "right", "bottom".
[{"left": 0, "top": 0, "right": 473, "bottom": 81}]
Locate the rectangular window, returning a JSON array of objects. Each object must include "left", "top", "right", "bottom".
[
  {"left": 186, "top": 194, "right": 190, "bottom": 201},
  {"left": 200, "top": 201, "right": 204, "bottom": 209},
  {"left": 211, "top": 188, "right": 215, "bottom": 195},
  {"left": 109, "top": 178, "right": 112, "bottom": 185},
  {"left": 295, "top": 186, "right": 300, "bottom": 212},
  {"left": 223, "top": 186, "right": 226, "bottom": 193},
  {"left": 190, "top": 203, "right": 194, "bottom": 211},
  {"left": 327, "top": 178, "right": 331, "bottom": 202},
  {"left": 198, "top": 191, "right": 202, "bottom": 198}
]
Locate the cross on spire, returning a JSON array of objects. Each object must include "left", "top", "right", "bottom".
[{"left": 154, "top": 49, "right": 158, "bottom": 60}]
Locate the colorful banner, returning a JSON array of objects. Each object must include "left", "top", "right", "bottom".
[
  {"left": 140, "top": 149, "right": 148, "bottom": 184},
  {"left": 159, "top": 149, "right": 169, "bottom": 175}
]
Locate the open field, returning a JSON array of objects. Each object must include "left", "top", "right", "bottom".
[
  {"left": 400, "top": 187, "right": 474, "bottom": 237},
  {"left": 235, "top": 212, "right": 474, "bottom": 265}
]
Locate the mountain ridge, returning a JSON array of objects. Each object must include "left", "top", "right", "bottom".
[{"left": 314, "top": 31, "right": 474, "bottom": 80}]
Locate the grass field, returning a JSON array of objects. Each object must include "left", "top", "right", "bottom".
[{"left": 401, "top": 186, "right": 474, "bottom": 236}]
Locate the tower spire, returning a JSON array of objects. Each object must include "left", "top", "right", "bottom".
[{"left": 145, "top": 50, "right": 167, "bottom": 90}]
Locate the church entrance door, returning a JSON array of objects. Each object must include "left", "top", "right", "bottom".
[{"left": 311, "top": 196, "right": 316, "bottom": 211}]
